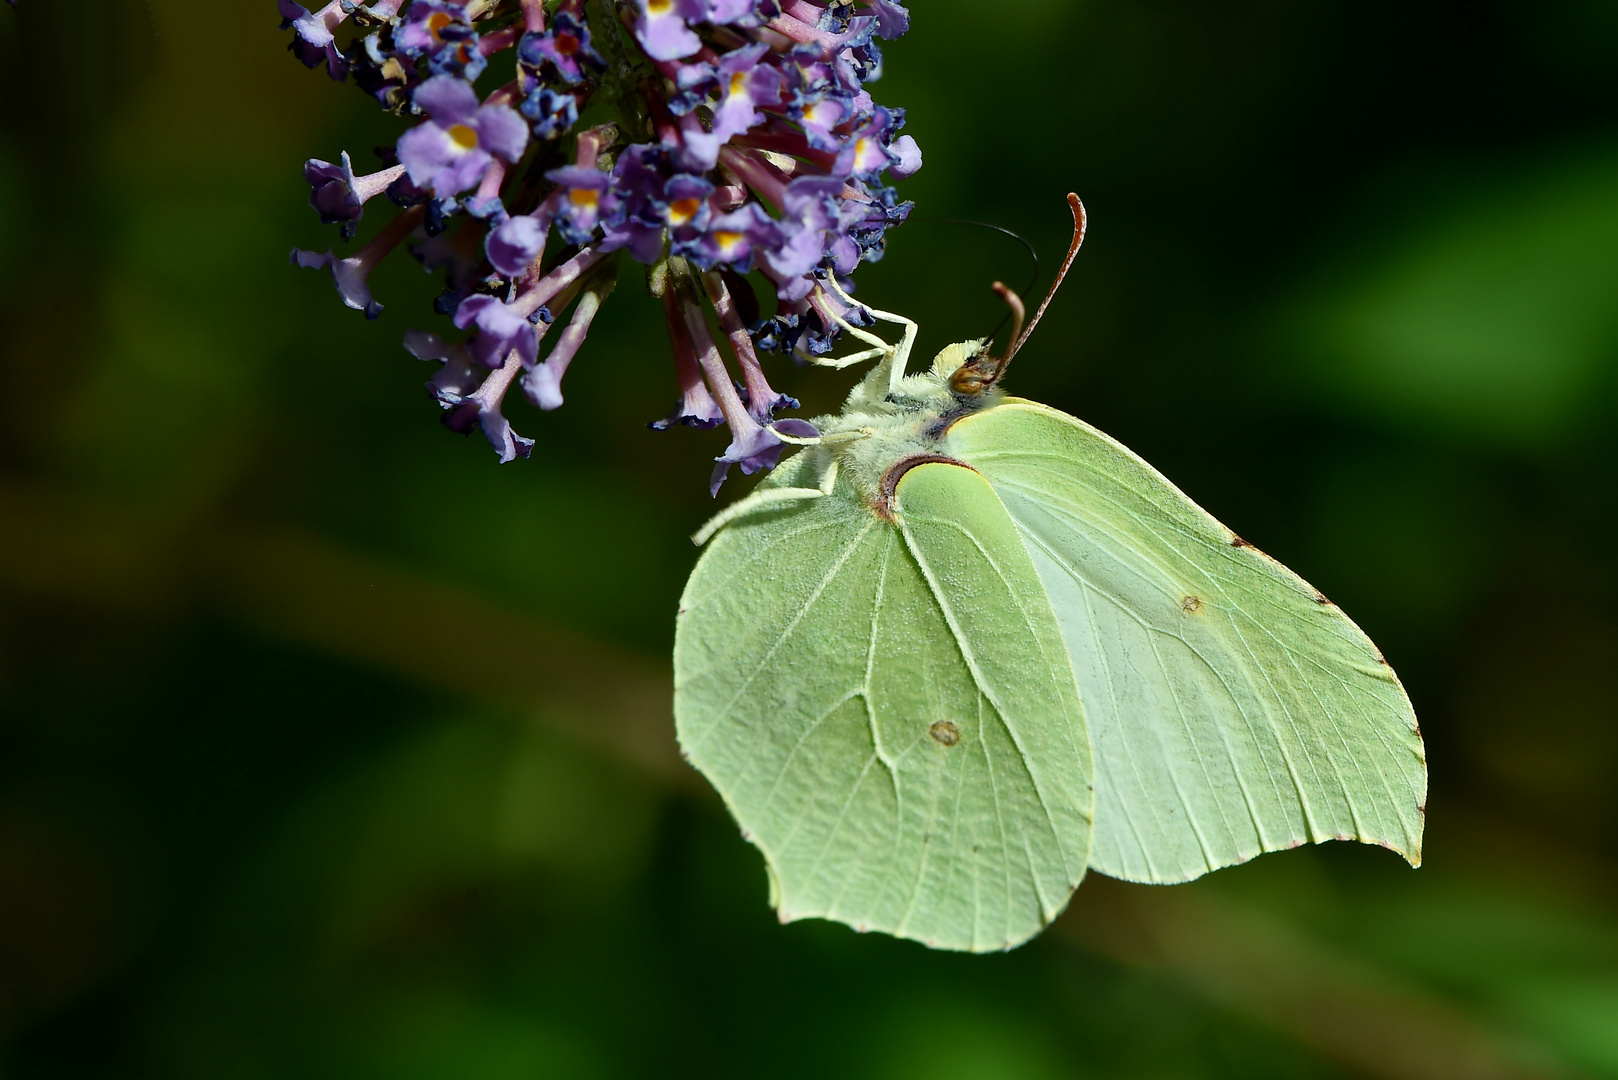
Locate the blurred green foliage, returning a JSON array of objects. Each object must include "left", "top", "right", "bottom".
[{"left": 2, "top": 0, "right": 1617, "bottom": 1077}]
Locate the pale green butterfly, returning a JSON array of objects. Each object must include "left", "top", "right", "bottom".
[{"left": 674, "top": 195, "right": 1427, "bottom": 953}]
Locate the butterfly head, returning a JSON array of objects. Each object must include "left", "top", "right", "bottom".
[{"left": 929, "top": 338, "right": 990, "bottom": 386}]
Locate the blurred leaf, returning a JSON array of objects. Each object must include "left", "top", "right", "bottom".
[
  {"left": 1279, "top": 148, "right": 1618, "bottom": 448},
  {"left": 1300, "top": 450, "right": 1498, "bottom": 659},
  {"left": 159, "top": 715, "right": 657, "bottom": 1078},
  {"left": 861, "top": 999, "right": 1066, "bottom": 1080}
]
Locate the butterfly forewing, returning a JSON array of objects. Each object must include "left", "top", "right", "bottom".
[
  {"left": 947, "top": 402, "right": 1426, "bottom": 884},
  {"left": 675, "top": 459, "right": 1093, "bottom": 951}
]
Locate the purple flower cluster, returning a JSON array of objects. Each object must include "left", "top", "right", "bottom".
[{"left": 283, "top": 0, "right": 918, "bottom": 488}]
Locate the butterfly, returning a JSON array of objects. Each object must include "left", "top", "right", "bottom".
[{"left": 673, "top": 195, "right": 1427, "bottom": 952}]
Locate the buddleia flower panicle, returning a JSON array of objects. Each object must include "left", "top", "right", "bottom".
[{"left": 281, "top": 0, "right": 919, "bottom": 485}]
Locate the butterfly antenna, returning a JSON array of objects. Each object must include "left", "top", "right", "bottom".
[
  {"left": 989, "top": 193, "right": 1087, "bottom": 381},
  {"left": 990, "top": 281, "right": 1026, "bottom": 356}
]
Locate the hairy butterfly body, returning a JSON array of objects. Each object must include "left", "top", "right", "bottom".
[{"left": 674, "top": 197, "right": 1426, "bottom": 952}]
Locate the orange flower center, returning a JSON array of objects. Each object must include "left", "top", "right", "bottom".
[
  {"left": 570, "top": 188, "right": 601, "bottom": 209},
  {"left": 668, "top": 197, "right": 703, "bottom": 225},
  {"left": 448, "top": 124, "right": 479, "bottom": 150}
]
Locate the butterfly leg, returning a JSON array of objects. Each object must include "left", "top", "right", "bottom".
[
  {"left": 692, "top": 459, "right": 841, "bottom": 546},
  {"left": 799, "top": 344, "right": 888, "bottom": 371},
  {"left": 815, "top": 316, "right": 893, "bottom": 369},
  {"left": 771, "top": 425, "right": 872, "bottom": 448},
  {"left": 822, "top": 276, "right": 917, "bottom": 395}
]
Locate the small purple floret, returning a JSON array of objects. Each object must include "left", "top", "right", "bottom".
[
  {"left": 679, "top": 44, "right": 784, "bottom": 168},
  {"left": 455, "top": 294, "right": 539, "bottom": 368},
  {"left": 304, "top": 151, "right": 406, "bottom": 239},
  {"left": 545, "top": 165, "right": 613, "bottom": 246},
  {"left": 690, "top": 203, "right": 780, "bottom": 271},
  {"left": 396, "top": 1, "right": 472, "bottom": 56},
  {"left": 633, "top": 0, "right": 705, "bottom": 61},
  {"left": 863, "top": 0, "right": 910, "bottom": 39},
  {"left": 710, "top": 419, "right": 819, "bottom": 496},
  {"left": 291, "top": 247, "right": 384, "bottom": 318},
  {"left": 516, "top": 13, "right": 605, "bottom": 86},
  {"left": 404, "top": 329, "right": 483, "bottom": 403},
  {"left": 522, "top": 87, "right": 581, "bottom": 140},
  {"left": 486, "top": 213, "right": 548, "bottom": 277},
  {"left": 280, "top": 0, "right": 349, "bottom": 80},
  {"left": 886, "top": 136, "right": 921, "bottom": 180},
  {"left": 305, "top": 154, "right": 362, "bottom": 229},
  {"left": 397, "top": 77, "right": 529, "bottom": 197}
]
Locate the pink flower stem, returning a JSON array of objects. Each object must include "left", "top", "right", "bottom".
[
  {"left": 765, "top": 12, "right": 839, "bottom": 55},
  {"left": 736, "top": 128, "right": 836, "bottom": 172},
  {"left": 511, "top": 243, "right": 609, "bottom": 319},
  {"left": 312, "top": 0, "right": 348, "bottom": 34},
  {"left": 662, "top": 290, "right": 707, "bottom": 400},
  {"left": 575, "top": 128, "right": 606, "bottom": 168},
  {"left": 353, "top": 163, "right": 407, "bottom": 204},
  {"left": 782, "top": 0, "right": 826, "bottom": 22},
  {"left": 517, "top": 224, "right": 552, "bottom": 289},
  {"left": 479, "top": 24, "right": 521, "bottom": 54},
  {"left": 483, "top": 79, "right": 521, "bottom": 109},
  {"left": 703, "top": 271, "right": 776, "bottom": 413},
  {"left": 709, "top": 183, "right": 749, "bottom": 211},
  {"left": 521, "top": 0, "right": 545, "bottom": 32},
  {"left": 536, "top": 280, "right": 612, "bottom": 407},
  {"left": 718, "top": 146, "right": 789, "bottom": 210},
  {"left": 475, "top": 158, "right": 507, "bottom": 201},
  {"left": 355, "top": 204, "right": 426, "bottom": 274},
  {"left": 472, "top": 349, "right": 526, "bottom": 407},
  {"left": 681, "top": 299, "right": 757, "bottom": 438}
]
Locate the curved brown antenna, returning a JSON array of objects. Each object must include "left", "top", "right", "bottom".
[
  {"left": 948, "top": 194, "right": 1089, "bottom": 398},
  {"left": 990, "top": 281, "right": 1026, "bottom": 355},
  {"left": 992, "top": 193, "right": 1087, "bottom": 380}
]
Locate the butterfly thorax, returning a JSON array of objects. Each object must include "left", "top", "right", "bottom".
[{"left": 809, "top": 340, "right": 1004, "bottom": 507}]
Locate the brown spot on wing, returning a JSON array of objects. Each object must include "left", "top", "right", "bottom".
[
  {"left": 929, "top": 720, "right": 961, "bottom": 747},
  {"left": 1181, "top": 595, "right": 1204, "bottom": 614}
]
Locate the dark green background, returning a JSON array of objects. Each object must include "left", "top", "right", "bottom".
[{"left": 2, "top": 1, "right": 1616, "bottom": 1076}]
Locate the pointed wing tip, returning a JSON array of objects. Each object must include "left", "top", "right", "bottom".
[
  {"left": 1351, "top": 832, "right": 1424, "bottom": 869},
  {"left": 1389, "top": 831, "right": 1424, "bottom": 869},
  {"left": 1381, "top": 838, "right": 1423, "bottom": 869}
]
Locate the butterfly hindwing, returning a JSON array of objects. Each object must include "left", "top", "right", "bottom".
[
  {"left": 946, "top": 401, "right": 1427, "bottom": 884},
  {"left": 891, "top": 462, "right": 1094, "bottom": 941},
  {"left": 675, "top": 458, "right": 1093, "bottom": 950}
]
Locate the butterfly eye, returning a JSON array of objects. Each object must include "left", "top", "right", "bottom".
[{"left": 950, "top": 366, "right": 987, "bottom": 395}]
